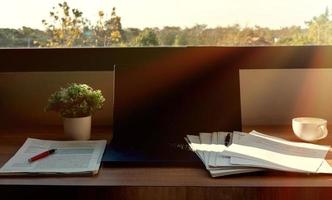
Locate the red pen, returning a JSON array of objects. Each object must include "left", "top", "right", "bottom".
[{"left": 28, "top": 149, "right": 56, "bottom": 163}]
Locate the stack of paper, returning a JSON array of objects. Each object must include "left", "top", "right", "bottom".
[
  {"left": 0, "top": 138, "right": 106, "bottom": 176},
  {"left": 185, "top": 131, "right": 332, "bottom": 177},
  {"left": 185, "top": 132, "right": 263, "bottom": 177}
]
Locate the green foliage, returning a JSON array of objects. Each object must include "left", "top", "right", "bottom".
[
  {"left": 134, "top": 28, "right": 159, "bottom": 46},
  {"left": 158, "top": 26, "right": 181, "bottom": 45},
  {"left": 304, "top": 8, "right": 332, "bottom": 44},
  {"left": 0, "top": 27, "right": 47, "bottom": 47},
  {"left": 39, "top": 2, "right": 123, "bottom": 47},
  {"left": 41, "top": 1, "right": 88, "bottom": 47},
  {"left": 92, "top": 7, "right": 123, "bottom": 46},
  {"left": 45, "top": 83, "right": 105, "bottom": 118},
  {"left": 107, "top": 7, "right": 124, "bottom": 44},
  {"left": 123, "top": 28, "right": 141, "bottom": 45},
  {"left": 2, "top": 6, "right": 332, "bottom": 47}
]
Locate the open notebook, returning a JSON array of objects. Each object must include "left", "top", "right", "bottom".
[{"left": 0, "top": 138, "right": 106, "bottom": 176}]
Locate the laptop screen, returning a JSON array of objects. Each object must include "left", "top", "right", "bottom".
[{"left": 112, "top": 64, "right": 242, "bottom": 145}]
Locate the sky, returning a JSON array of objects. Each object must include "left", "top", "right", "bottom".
[{"left": 0, "top": 0, "right": 331, "bottom": 30}]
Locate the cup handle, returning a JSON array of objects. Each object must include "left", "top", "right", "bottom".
[{"left": 318, "top": 125, "right": 328, "bottom": 140}]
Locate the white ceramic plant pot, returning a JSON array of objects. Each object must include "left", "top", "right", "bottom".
[{"left": 63, "top": 116, "right": 91, "bottom": 140}]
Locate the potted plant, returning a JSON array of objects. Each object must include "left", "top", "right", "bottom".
[{"left": 45, "top": 83, "right": 105, "bottom": 140}]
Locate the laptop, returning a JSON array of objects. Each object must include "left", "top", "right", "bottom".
[{"left": 102, "top": 63, "right": 241, "bottom": 165}]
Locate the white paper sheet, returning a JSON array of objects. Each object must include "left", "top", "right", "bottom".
[
  {"left": 199, "top": 133, "right": 212, "bottom": 164},
  {"left": 223, "top": 131, "right": 330, "bottom": 173},
  {"left": 231, "top": 131, "right": 332, "bottom": 173},
  {"left": 317, "top": 160, "right": 332, "bottom": 173},
  {"left": 208, "top": 132, "right": 218, "bottom": 167},
  {"left": 214, "top": 132, "right": 233, "bottom": 167},
  {"left": 209, "top": 167, "right": 262, "bottom": 177},
  {"left": 186, "top": 135, "right": 206, "bottom": 166},
  {"left": 0, "top": 138, "right": 106, "bottom": 175},
  {"left": 186, "top": 133, "right": 263, "bottom": 177}
]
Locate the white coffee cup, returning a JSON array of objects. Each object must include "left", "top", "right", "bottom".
[{"left": 292, "top": 117, "right": 328, "bottom": 142}]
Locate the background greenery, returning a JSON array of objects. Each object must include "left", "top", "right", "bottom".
[{"left": 1, "top": 1, "right": 332, "bottom": 47}]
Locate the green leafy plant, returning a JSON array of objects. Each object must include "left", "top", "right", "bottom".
[{"left": 45, "top": 83, "right": 105, "bottom": 118}]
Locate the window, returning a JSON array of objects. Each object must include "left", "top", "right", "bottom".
[{"left": 1, "top": 0, "right": 332, "bottom": 47}]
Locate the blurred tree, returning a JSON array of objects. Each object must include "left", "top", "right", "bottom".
[
  {"left": 0, "top": 27, "right": 46, "bottom": 47},
  {"left": 216, "top": 24, "right": 241, "bottom": 45},
  {"left": 275, "top": 26, "right": 304, "bottom": 45},
  {"left": 173, "top": 24, "right": 207, "bottom": 46},
  {"left": 276, "top": 27, "right": 310, "bottom": 45},
  {"left": 123, "top": 28, "right": 141, "bottom": 46},
  {"left": 93, "top": 7, "right": 124, "bottom": 46},
  {"left": 0, "top": 28, "right": 25, "bottom": 47},
  {"left": 305, "top": 7, "right": 332, "bottom": 44},
  {"left": 20, "top": 26, "right": 48, "bottom": 47},
  {"left": 134, "top": 28, "right": 159, "bottom": 46},
  {"left": 158, "top": 26, "right": 181, "bottom": 45},
  {"left": 40, "top": 1, "right": 88, "bottom": 47},
  {"left": 106, "top": 7, "right": 123, "bottom": 44},
  {"left": 3, "top": 5, "right": 332, "bottom": 48},
  {"left": 92, "top": 10, "right": 107, "bottom": 46},
  {"left": 174, "top": 33, "right": 188, "bottom": 46},
  {"left": 275, "top": 8, "right": 332, "bottom": 45}
]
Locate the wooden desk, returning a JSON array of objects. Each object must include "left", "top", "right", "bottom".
[{"left": 1, "top": 126, "right": 332, "bottom": 200}]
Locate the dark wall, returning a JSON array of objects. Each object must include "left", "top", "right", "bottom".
[
  {"left": 1, "top": 46, "right": 332, "bottom": 71},
  {"left": 0, "top": 47, "right": 331, "bottom": 129}
]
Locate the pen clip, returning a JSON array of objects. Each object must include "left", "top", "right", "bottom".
[{"left": 224, "top": 132, "right": 232, "bottom": 147}]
